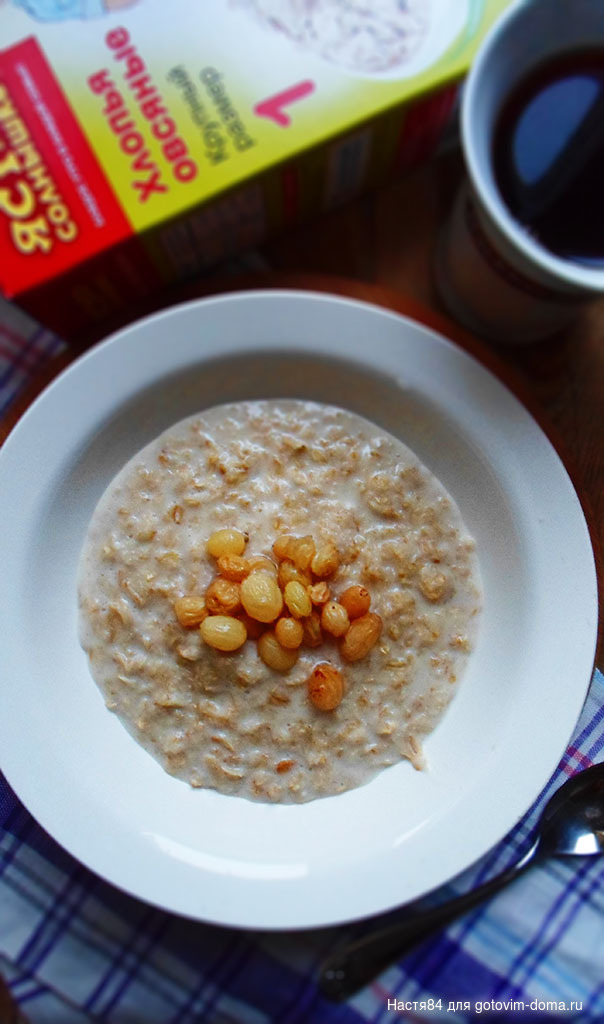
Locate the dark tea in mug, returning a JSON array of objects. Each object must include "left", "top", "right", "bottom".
[
  {"left": 436, "top": 0, "right": 604, "bottom": 343},
  {"left": 492, "top": 47, "right": 604, "bottom": 267}
]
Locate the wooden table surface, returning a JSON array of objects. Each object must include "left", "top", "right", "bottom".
[{"left": 3, "top": 148, "right": 603, "bottom": 662}]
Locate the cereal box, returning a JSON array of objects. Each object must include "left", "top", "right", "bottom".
[{"left": 0, "top": 0, "right": 512, "bottom": 336}]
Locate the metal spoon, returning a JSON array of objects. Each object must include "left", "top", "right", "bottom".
[{"left": 320, "top": 761, "right": 604, "bottom": 1001}]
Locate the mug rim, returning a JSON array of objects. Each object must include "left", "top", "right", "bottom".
[{"left": 461, "top": 0, "right": 604, "bottom": 294}]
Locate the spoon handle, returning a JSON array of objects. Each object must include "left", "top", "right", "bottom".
[{"left": 319, "top": 843, "right": 538, "bottom": 1002}]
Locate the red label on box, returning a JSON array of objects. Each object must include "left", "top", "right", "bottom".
[{"left": 0, "top": 37, "right": 132, "bottom": 296}]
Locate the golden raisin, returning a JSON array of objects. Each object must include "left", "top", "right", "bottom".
[
  {"left": 289, "top": 535, "right": 316, "bottom": 572},
  {"left": 340, "top": 612, "right": 383, "bottom": 662},
  {"left": 247, "top": 554, "right": 278, "bottom": 576},
  {"left": 308, "top": 662, "right": 344, "bottom": 711},
  {"left": 241, "top": 570, "right": 283, "bottom": 623},
  {"left": 278, "top": 559, "right": 312, "bottom": 590},
  {"left": 308, "top": 581, "right": 331, "bottom": 605},
  {"left": 272, "top": 535, "right": 296, "bottom": 561},
  {"left": 205, "top": 578, "right": 242, "bottom": 616},
  {"left": 200, "top": 615, "right": 247, "bottom": 652},
  {"left": 284, "top": 580, "right": 312, "bottom": 619},
  {"left": 216, "top": 554, "right": 250, "bottom": 582},
  {"left": 311, "top": 541, "right": 340, "bottom": 578},
  {"left": 339, "top": 584, "right": 371, "bottom": 619},
  {"left": 173, "top": 595, "right": 208, "bottom": 628},
  {"left": 321, "top": 600, "right": 350, "bottom": 638},
  {"left": 275, "top": 616, "right": 304, "bottom": 649},
  {"left": 302, "top": 610, "right": 323, "bottom": 648},
  {"left": 206, "top": 529, "right": 247, "bottom": 559},
  {"left": 257, "top": 631, "right": 299, "bottom": 672}
]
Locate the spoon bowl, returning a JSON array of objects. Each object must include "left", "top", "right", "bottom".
[
  {"left": 537, "top": 763, "right": 604, "bottom": 857},
  {"left": 320, "top": 761, "right": 604, "bottom": 1001}
]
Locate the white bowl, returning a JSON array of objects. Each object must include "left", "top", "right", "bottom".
[{"left": 0, "top": 290, "right": 598, "bottom": 928}]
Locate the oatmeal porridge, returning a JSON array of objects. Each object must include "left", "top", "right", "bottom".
[
  {"left": 232, "top": 0, "right": 430, "bottom": 75},
  {"left": 78, "top": 399, "right": 481, "bottom": 803}
]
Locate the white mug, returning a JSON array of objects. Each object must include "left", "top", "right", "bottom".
[{"left": 435, "top": 0, "right": 604, "bottom": 345}]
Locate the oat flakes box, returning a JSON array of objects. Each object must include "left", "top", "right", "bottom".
[{"left": 0, "top": 0, "right": 512, "bottom": 336}]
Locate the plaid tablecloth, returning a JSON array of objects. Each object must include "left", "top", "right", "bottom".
[{"left": 1, "top": 294, "right": 603, "bottom": 1024}]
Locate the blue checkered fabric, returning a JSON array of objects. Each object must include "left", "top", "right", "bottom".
[
  {"left": 1, "top": 295, "right": 602, "bottom": 1023},
  {"left": 0, "top": 298, "right": 65, "bottom": 421}
]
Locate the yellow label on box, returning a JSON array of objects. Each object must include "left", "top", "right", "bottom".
[{"left": 0, "top": 0, "right": 513, "bottom": 320}]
